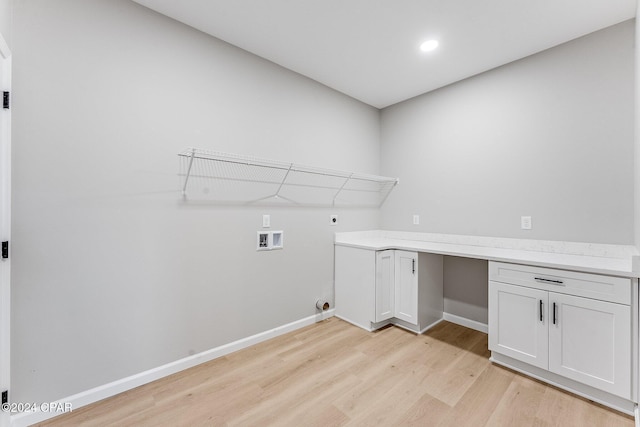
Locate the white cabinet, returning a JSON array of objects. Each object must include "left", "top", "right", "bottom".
[
  {"left": 375, "top": 250, "right": 394, "bottom": 322},
  {"left": 335, "top": 246, "right": 442, "bottom": 333},
  {"left": 394, "top": 250, "right": 418, "bottom": 324},
  {"left": 489, "top": 262, "right": 632, "bottom": 399},
  {"left": 335, "top": 245, "right": 376, "bottom": 331},
  {"left": 548, "top": 292, "right": 630, "bottom": 397},
  {"left": 384, "top": 250, "right": 443, "bottom": 331},
  {"left": 489, "top": 281, "right": 549, "bottom": 370}
]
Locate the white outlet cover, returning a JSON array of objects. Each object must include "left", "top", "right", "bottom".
[
  {"left": 413, "top": 214, "right": 420, "bottom": 225},
  {"left": 330, "top": 215, "right": 338, "bottom": 226},
  {"left": 521, "top": 216, "right": 532, "bottom": 230}
]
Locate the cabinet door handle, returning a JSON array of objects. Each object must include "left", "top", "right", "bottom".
[
  {"left": 534, "top": 277, "right": 564, "bottom": 285},
  {"left": 539, "top": 300, "right": 543, "bottom": 322},
  {"left": 552, "top": 302, "right": 557, "bottom": 325},
  {"left": 412, "top": 258, "right": 415, "bottom": 274}
]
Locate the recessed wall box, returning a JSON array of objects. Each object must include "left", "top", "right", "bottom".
[
  {"left": 271, "top": 231, "right": 284, "bottom": 249},
  {"left": 257, "top": 231, "right": 284, "bottom": 251}
]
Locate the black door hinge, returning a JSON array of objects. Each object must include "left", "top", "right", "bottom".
[
  {"left": 2, "top": 91, "right": 8, "bottom": 109},
  {"left": 1, "top": 241, "right": 7, "bottom": 259},
  {"left": 1, "top": 390, "right": 7, "bottom": 405}
]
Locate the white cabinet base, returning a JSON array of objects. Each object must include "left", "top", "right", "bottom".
[
  {"left": 335, "top": 246, "right": 376, "bottom": 331},
  {"left": 489, "top": 262, "right": 636, "bottom": 406},
  {"left": 491, "top": 352, "right": 636, "bottom": 416},
  {"left": 393, "top": 317, "right": 444, "bottom": 334},
  {"left": 549, "top": 292, "right": 631, "bottom": 398},
  {"left": 336, "top": 246, "right": 443, "bottom": 334}
]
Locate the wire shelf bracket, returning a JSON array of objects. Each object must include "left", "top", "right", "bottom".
[{"left": 178, "top": 148, "right": 399, "bottom": 207}]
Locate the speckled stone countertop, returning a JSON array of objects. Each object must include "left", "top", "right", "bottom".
[{"left": 335, "top": 230, "right": 640, "bottom": 278}]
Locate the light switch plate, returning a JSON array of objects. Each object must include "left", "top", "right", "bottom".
[
  {"left": 262, "top": 214, "right": 270, "bottom": 228},
  {"left": 413, "top": 215, "right": 420, "bottom": 225},
  {"left": 521, "top": 216, "right": 532, "bottom": 230}
]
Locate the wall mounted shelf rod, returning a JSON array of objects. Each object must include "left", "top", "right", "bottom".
[
  {"left": 178, "top": 148, "right": 399, "bottom": 207},
  {"left": 181, "top": 148, "right": 196, "bottom": 196}
]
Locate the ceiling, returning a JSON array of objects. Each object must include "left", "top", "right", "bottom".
[{"left": 132, "top": 0, "right": 636, "bottom": 109}]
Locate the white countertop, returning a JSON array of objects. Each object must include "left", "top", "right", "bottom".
[{"left": 335, "top": 230, "right": 640, "bottom": 278}]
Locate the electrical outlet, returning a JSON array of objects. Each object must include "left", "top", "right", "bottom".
[
  {"left": 521, "top": 216, "right": 532, "bottom": 230},
  {"left": 330, "top": 215, "right": 338, "bottom": 226},
  {"left": 413, "top": 215, "right": 420, "bottom": 225}
]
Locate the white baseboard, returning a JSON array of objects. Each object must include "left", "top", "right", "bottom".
[
  {"left": 420, "top": 317, "right": 445, "bottom": 334},
  {"left": 443, "top": 312, "right": 488, "bottom": 334},
  {"left": 336, "top": 312, "right": 486, "bottom": 335},
  {"left": 334, "top": 314, "right": 376, "bottom": 332},
  {"left": 635, "top": 405, "right": 639, "bottom": 427},
  {"left": 10, "top": 309, "right": 335, "bottom": 427}
]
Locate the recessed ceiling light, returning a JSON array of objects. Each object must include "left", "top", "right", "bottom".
[{"left": 420, "top": 39, "right": 439, "bottom": 52}]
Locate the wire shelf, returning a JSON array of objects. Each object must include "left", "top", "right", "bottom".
[{"left": 178, "top": 148, "right": 399, "bottom": 207}]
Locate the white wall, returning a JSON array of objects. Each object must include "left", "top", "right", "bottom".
[
  {"left": 443, "top": 257, "right": 487, "bottom": 325},
  {"left": 381, "top": 20, "right": 635, "bottom": 245},
  {"left": 11, "top": 0, "right": 637, "bottom": 406},
  {"left": 11, "top": 0, "right": 380, "bottom": 404},
  {"left": 380, "top": 20, "right": 635, "bottom": 325},
  {"left": 0, "top": 0, "right": 11, "bottom": 49},
  {"left": 635, "top": 11, "right": 640, "bottom": 250}
]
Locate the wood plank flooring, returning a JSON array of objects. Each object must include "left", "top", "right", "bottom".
[{"left": 37, "top": 318, "right": 634, "bottom": 426}]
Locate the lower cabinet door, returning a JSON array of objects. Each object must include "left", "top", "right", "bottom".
[
  {"left": 489, "top": 281, "right": 549, "bottom": 369},
  {"left": 548, "top": 292, "right": 631, "bottom": 399},
  {"left": 394, "top": 251, "right": 418, "bottom": 325},
  {"left": 375, "top": 250, "right": 395, "bottom": 322}
]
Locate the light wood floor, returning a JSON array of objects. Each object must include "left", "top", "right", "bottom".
[{"left": 37, "top": 318, "right": 634, "bottom": 426}]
